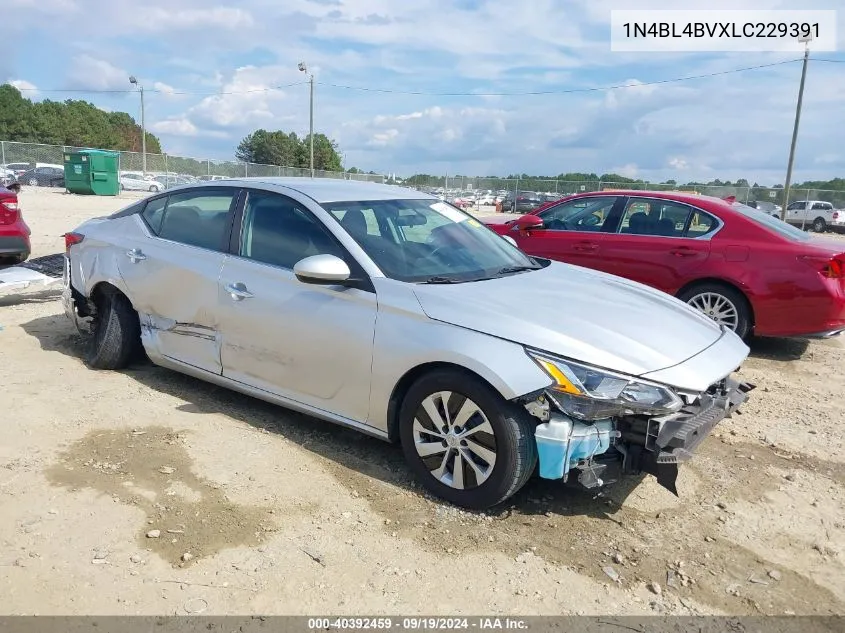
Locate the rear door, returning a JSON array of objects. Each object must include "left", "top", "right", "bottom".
[
  {"left": 116, "top": 186, "right": 240, "bottom": 374},
  {"left": 508, "top": 195, "right": 623, "bottom": 272},
  {"left": 598, "top": 197, "right": 715, "bottom": 294}
]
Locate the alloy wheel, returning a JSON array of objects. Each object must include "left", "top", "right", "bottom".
[
  {"left": 28, "top": 178, "right": 38, "bottom": 186},
  {"left": 687, "top": 292, "right": 739, "bottom": 331},
  {"left": 412, "top": 391, "right": 497, "bottom": 490}
]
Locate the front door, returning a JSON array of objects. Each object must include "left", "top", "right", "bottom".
[
  {"left": 598, "top": 197, "right": 714, "bottom": 294},
  {"left": 509, "top": 195, "right": 623, "bottom": 272},
  {"left": 216, "top": 189, "right": 377, "bottom": 424},
  {"left": 116, "top": 187, "right": 240, "bottom": 374}
]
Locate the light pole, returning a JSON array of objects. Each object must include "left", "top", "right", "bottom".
[
  {"left": 129, "top": 75, "right": 146, "bottom": 174},
  {"left": 298, "top": 62, "right": 314, "bottom": 178},
  {"left": 781, "top": 35, "right": 812, "bottom": 220}
]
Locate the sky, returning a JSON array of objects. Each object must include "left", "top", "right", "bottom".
[{"left": 4, "top": 0, "right": 845, "bottom": 184}]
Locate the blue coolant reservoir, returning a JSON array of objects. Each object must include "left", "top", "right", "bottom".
[{"left": 534, "top": 417, "right": 614, "bottom": 480}]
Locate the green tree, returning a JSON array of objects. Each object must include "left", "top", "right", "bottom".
[
  {"left": 0, "top": 84, "right": 162, "bottom": 152},
  {"left": 236, "top": 129, "right": 343, "bottom": 171}
]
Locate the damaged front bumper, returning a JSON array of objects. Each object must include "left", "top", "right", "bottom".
[
  {"left": 525, "top": 376, "right": 755, "bottom": 495},
  {"left": 619, "top": 377, "right": 755, "bottom": 495}
]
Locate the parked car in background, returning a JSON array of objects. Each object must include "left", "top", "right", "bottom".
[
  {"left": 3, "top": 162, "right": 32, "bottom": 176},
  {"left": 62, "top": 178, "right": 752, "bottom": 508},
  {"left": 483, "top": 190, "right": 845, "bottom": 340},
  {"left": 477, "top": 193, "right": 495, "bottom": 205},
  {"left": 744, "top": 200, "right": 782, "bottom": 217},
  {"left": 153, "top": 175, "right": 192, "bottom": 189},
  {"left": 16, "top": 166, "right": 64, "bottom": 188},
  {"left": 501, "top": 191, "right": 543, "bottom": 213},
  {"left": 199, "top": 175, "right": 227, "bottom": 181},
  {"left": 0, "top": 184, "right": 30, "bottom": 263},
  {"left": 785, "top": 200, "right": 836, "bottom": 232},
  {"left": 830, "top": 210, "right": 845, "bottom": 234},
  {"left": 121, "top": 174, "right": 163, "bottom": 193}
]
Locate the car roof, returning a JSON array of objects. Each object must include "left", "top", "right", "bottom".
[
  {"left": 575, "top": 189, "right": 730, "bottom": 208},
  {"left": 169, "top": 177, "right": 430, "bottom": 203}
]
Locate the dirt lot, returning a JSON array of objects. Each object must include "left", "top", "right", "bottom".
[{"left": 1, "top": 187, "right": 843, "bottom": 616}]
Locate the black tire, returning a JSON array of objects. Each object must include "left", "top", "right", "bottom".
[
  {"left": 119, "top": 183, "right": 125, "bottom": 191},
  {"left": 812, "top": 217, "right": 827, "bottom": 233},
  {"left": 149, "top": 185, "right": 159, "bottom": 192},
  {"left": 677, "top": 282, "right": 752, "bottom": 340},
  {"left": 87, "top": 291, "right": 141, "bottom": 369},
  {"left": 399, "top": 368, "right": 537, "bottom": 510}
]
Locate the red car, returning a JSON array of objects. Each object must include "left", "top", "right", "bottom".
[
  {"left": 483, "top": 190, "right": 845, "bottom": 339},
  {"left": 0, "top": 185, "right": 30, "bottom": 264}
]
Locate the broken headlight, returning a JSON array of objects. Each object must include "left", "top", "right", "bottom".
[{"left": 527, "top": 350, "right": 683, "bottom": 421}]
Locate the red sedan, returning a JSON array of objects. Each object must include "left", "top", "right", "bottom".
[
  {"left": 0, "top": 184, "right": 29, "bottom": 264},
  {"left": 483, "top": 190, "right": 845, "bottom": 339}
]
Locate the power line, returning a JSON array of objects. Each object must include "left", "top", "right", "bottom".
[
  {"left": 318, "top": 59, "right": 804, "bottom": 96},
  {"left": 811, "top": 57, "right": 845, "bottom": 63},
  {"left": 7, "top": 59, "right": 811, "bottom": 98},
  {"left": 9, "top": 81, "right": 310, "bottom": 95}
]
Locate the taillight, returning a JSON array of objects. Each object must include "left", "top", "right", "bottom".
[
  {"left": 799, "top": 254, "right": 845, "bottom": 279},
  {"left": 834, "top": 211, "right": 840, "bottom": 220},
  {"left": 0, "top": 198, "right": 18, "bottom": 225},
  {"left": 64, "top": 232, "right": 85, "bottom": 253}
]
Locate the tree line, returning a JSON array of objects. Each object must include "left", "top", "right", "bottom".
[{"left": 0, "top": 84, "right": 161, "bottom": 154}]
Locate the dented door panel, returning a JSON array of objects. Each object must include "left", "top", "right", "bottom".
[
  {"left": 116, "top": 218, "right": 227, "bottom": 374},
  {"left": 217, "top": 256, "right": 378, "bottom": 424}
]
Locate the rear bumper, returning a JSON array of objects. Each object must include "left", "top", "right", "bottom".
[
  {"left": 0, "top": 234, "right": 30, "bottom": 256},
  {"left": 61, "top": 254, "right": 88, "bottom": 334}
]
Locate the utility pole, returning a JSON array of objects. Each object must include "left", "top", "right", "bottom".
[
  {"left": 298, "top": 62, "right": 315, "bottom": 178},
  {"left": 781, "top": 36, "right": 812, "bottom": 220},
  {"left": 129, "top": 75, "right": 146, "bottom": 174}
]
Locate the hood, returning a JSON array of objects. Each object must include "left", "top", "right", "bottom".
[{"left": 412, "top": 262, "right": 725, "bottom": 378}]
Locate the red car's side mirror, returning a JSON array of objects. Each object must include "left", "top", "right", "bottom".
[{"left": 515, "top": 214, "right": 544, "bottom": 231}]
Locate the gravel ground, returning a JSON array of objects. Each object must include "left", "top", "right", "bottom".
[{"left": 0, "top": 187, "right": 843, "bottom": 616}]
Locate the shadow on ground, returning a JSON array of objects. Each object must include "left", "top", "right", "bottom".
[
  {"left": 748, "top": 336, "right": 810, "bottom": 362},
  {"left": 18, "top": 312, "right": 635, "bottom": 523}
]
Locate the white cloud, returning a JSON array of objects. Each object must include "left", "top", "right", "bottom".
[
  {"left": 153, "top": 82, "right": 177, "bottom": 95},
  {"left": 144, "top": 7, "right": 254, "bottom": 31},
  {"left": 66, "top": 55, "right": 129, "bottom": 91},
  {"left": 151, "top": 118, "right": 198, "bottom": 136},
  {"left": 8, "top": 79, "right": 37, "bottom": 94},
  {"left": 668, "top": 157, "right": 690, "bottom": 170}
]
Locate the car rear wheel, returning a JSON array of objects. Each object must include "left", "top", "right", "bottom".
[
  {"left": 678, "top": 283, "right": 751, "bottom": 339},
  {"left": 399, "top": 368, "right": 537, "bottom": 509},
  {"left": 28, "top": 178, "right": 38, "bottom": 186},
  {"left": 87, "top": 291, "right": 141, "bottom": 370},
  {"left": 812, "top": 217, "right": 827, "bottom": 233}
]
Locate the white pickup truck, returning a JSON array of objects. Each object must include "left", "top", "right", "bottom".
[{"left": 784, "top": 200, "right": 839, "bottom": 233}]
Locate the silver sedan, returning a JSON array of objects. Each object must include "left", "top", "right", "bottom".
[{"left": 62, "top": 179, "right": 753, "bottom": 508}]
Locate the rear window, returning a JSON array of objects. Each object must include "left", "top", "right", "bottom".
[{"left": 730, "top": 202, "right": 811, "bottom": 241}]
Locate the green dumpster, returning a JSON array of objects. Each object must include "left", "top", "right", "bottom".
[{"left": 64, "top": 149, "right": 119, "bottom": 196}]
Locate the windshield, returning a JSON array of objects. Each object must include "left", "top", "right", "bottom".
[
  {"left": 322, "top": 198, "right": 541, "bottom": 283},
  {"left": 730, "top": 202, "right": 811, "bottom": 241}
]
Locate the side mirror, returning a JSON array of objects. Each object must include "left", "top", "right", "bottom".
[
  {"left": 502, "top": 235, "right": 518, "bottom": 247},
  {"left": 294, "top": 254, "right": 351, "bottom": 285},
  {"left": 515, "top": 214, "right": 544, "bottom": 231}
]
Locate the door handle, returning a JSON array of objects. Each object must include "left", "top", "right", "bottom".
[
  {"left": 573, "top": 242, "right": 598, "bottom": 252},
  {"left": 126, "top": 248, "right": 146, "bottom": 263},
  {"left": 670, "top": 248, "right": 696, "bottom": 257},
  {"left": 225, "top": 282, "right": 253, "bottom": 301}
]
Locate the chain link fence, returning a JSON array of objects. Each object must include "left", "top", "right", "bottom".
[
  {"left": 0, "top": 140, "right": 387, "bottom": 184},
  {"left": 401, "top": 175, "right": 845, "bottom": 215}
]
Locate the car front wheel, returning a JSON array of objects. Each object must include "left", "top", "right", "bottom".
[
  {"left": 399, "top": 368, "right": 537, "bottom": 509},
  {"left": 149, "top": 185, "right": 160, "bottom": 192},
  {"left": 678, "top": 283, "right": 751, "bottom": 339},
  {"left": 28, "top": 178, "right": 38, "bottom": 186}
]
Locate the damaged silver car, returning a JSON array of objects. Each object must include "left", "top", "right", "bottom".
[{"left": 62, "top": 179, "right": 754, "bottom": 509}]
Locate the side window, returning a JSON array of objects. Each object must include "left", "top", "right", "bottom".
[
  {"left": 787, "top": 202, "right": 804, "bottom": 210},
  {"left": 141, "top": 196, "right": 168, "bottom": 233},
  {"left": 685, "top": 211, "right": 719, "bottom": 238},
  {"left": 813, "top": 202, "right": 832, "bottom": 211},
  {"left": 540, "top": 196, "right": 618, "bottom": 232},
  {"left": 619, "top": 199, "right": 690, "bottom": 237},
  {"left": 240, "top": 190, "right": 343, "bottom": 269},
  {"left": 158, "top": 188, "right": 236, "bottom": 250}
]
